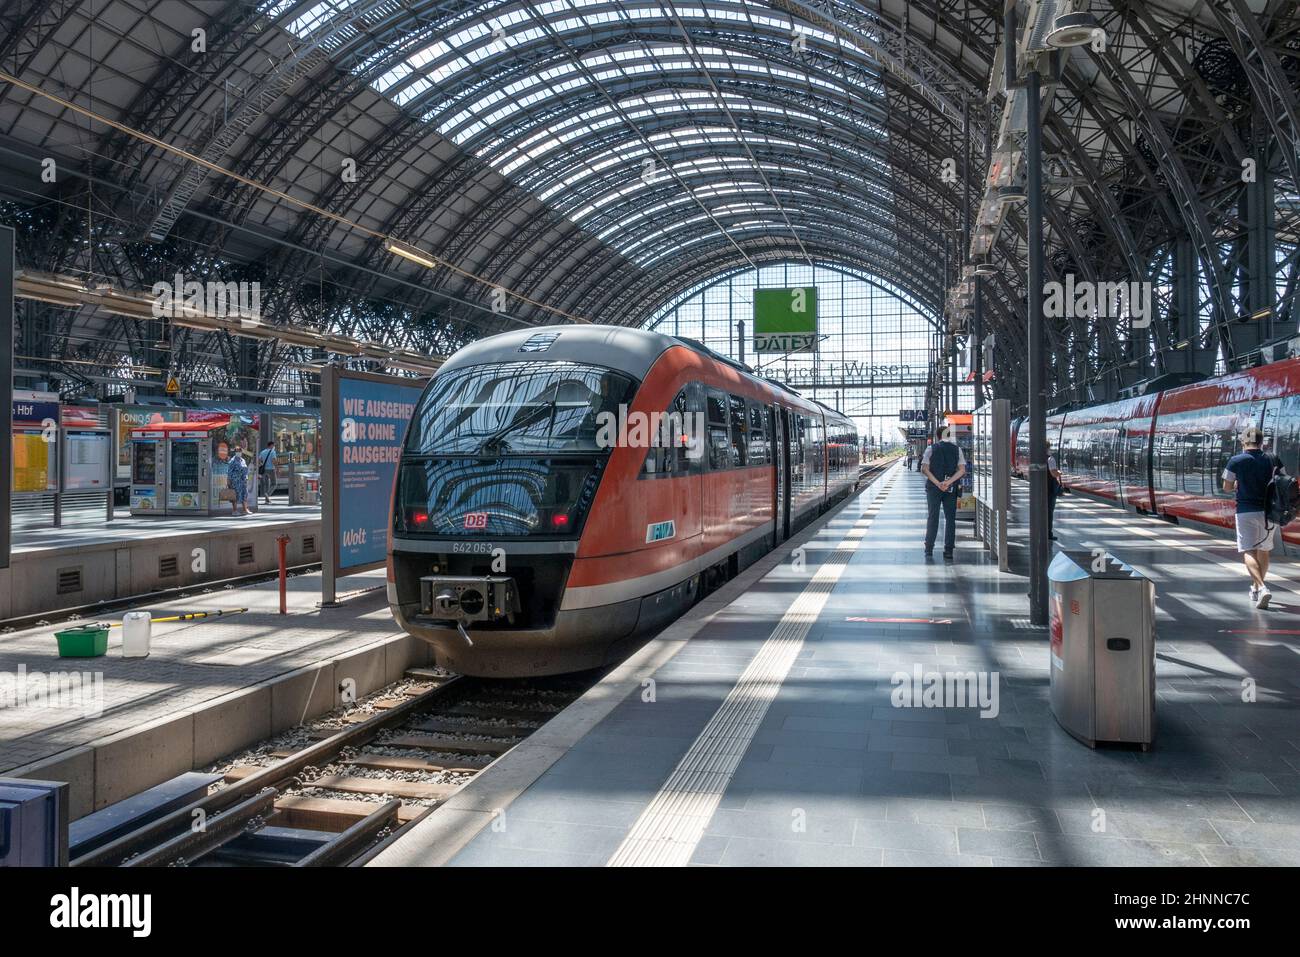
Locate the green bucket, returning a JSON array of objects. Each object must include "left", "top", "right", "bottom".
[{"left": 54, "top": 624, "right": 109, "bottom": 658}]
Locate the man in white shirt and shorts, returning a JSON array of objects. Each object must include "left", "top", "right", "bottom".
[{"left": 1222, "top": 426, "right": 1278, "bottom": 608}]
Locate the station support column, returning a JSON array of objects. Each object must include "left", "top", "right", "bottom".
[{"left": 1026, "top": 67, "right": 1049, "bottom": 626}]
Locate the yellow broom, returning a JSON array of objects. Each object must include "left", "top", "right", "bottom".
[{"left": 107, "top": 607, "right": 249, "bottom": 626}]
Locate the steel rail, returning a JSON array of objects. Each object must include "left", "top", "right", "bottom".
[
  {"left": 120, "top": 789, "right": 278, "bottom": 868},
  {"left": 294, "top": 799, "right": 403, "bottom": 868}
]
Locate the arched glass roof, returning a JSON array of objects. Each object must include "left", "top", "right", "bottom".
[{"left": 267, "top": 0, "right": 901, "bottom": 272}]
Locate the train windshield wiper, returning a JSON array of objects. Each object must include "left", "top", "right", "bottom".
[{"left": 473, "top": 403, "right": 555, "bottom": 453}]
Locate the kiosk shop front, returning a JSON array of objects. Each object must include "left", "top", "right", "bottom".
[{"left": 129, "top": 419, "right": 258, "bottom": 515}]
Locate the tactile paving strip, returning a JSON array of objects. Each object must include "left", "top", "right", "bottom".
[{"left": 607, "top": 474, "right": 896, "bottom": 867}]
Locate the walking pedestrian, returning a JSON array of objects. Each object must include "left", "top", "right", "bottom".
[
  {"left": 257, "top": 444, "right": 276, "bottom": 504},
  {"left": 1222, "top": 426, "right": 1280, "bottom": 608}
]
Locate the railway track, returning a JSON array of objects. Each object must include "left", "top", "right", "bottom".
[
  {"left": 70, "top": 670, "right": 593, "bottom": 868},
  {"left": 859, "top": 459, "right": 897, "bottom": 483}
]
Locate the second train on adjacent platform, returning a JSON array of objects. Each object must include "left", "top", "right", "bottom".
[
  {"left": 1011, "top": 356, "right": 1300, "bottom": 542},
  {"left": 386, "top": 325, "right": 859, "bottom": 677}
]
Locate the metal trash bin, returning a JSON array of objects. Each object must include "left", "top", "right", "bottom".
[
  {"left": 1047, "top": 550, "right": 1155, "bottom": 749},
  {"left": 292, "top": 471, "right": 321, "bottom": 506}
]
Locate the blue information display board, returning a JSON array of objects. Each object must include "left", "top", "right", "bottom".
[{"left": 334, "top": 374, "right": 425, "bottom": 570}]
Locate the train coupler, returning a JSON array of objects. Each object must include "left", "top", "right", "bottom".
[{"left": 418, "top": 575, "right": 520, "bottom": 625}]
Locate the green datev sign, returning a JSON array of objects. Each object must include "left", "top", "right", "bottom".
[{"left": 753, "top": 286, "right": 817, "bottom": 354}]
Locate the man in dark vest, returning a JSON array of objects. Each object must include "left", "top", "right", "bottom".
[{"left": 921, "top": 427, "right": 966, "bottom": 560}]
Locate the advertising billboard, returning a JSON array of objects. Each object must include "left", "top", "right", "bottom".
[
  {"left": 11, "top": 391, "right": 59, "bottom": 494},
  {"left": 115, "top": 407, "right": 182, "bottom": 480},
  {"left": 322, "top": 367, "right": 427, "bottom": 602},
  {"left": 753, "top": 286, "right": 817, "bottom": 354}
]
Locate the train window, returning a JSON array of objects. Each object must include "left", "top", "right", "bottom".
[
  {"left": 706, "top": 390, "right": 727, "bottom": 426},
  {"left": 706, "top": 389, "right": 731, "bottom": 470},
  {"left": 807, "top": 416, "right": 824, "bottom": 475},
  {"left": 728, "top": 394, "right": 749, "bottom": 467},
  {"left": 404, "top": 361, "right": 636, "bottom": 454},
  {"left": 747, "top": 402, "right": 769, "bottom": 465},
  {"left": 640, "top": 388, "right": 693, "bottom": 479}
]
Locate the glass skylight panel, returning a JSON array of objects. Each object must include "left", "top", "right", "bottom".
[
  {"left": 594, "top": 195, "right": 701, "bottom": 240},
  {"left": 288, "top": 1, "right": 339, "bottom": 36},
  {"left": 374, "top": 62, "right": 413, "bottom": 94},
  {"left": 258, "top": 0, "right": 297, "bottom": 17}
]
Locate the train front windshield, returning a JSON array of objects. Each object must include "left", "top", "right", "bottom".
[{"left": 395, "top": 361, "right": 636, "bottom": 537}]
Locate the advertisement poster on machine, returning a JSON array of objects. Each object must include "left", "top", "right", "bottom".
[{"left": 337, "top": 377, "right": 423, "bottom": 569}]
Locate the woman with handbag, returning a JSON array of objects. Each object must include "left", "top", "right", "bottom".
[{"left": 228, "top": 446, "right": 251, "bottom": 516}]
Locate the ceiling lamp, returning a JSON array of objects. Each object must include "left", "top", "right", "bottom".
[
  {"left": 997, "top": 183, "right": 1028, "bottom": 203},
  {"left": 385, "top": 240, "right": 438, "bottom": 269},
  {"left": 1046, "top": 12, "right": 1102, "bottom": 48}
]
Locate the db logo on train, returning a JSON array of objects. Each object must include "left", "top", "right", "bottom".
[{"left": 464, "top": 512, "right": 489, "bottom": 530}]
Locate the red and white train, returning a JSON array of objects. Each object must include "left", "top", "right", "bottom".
[
  {"left": 1011, "top": 356, "right": 1300, "bottom": 542},
  {"left": 387, "top": 326, "right": 859, "bottom": 676}
]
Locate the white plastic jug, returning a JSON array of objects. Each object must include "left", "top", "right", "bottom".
[{"left": 121, "top": 611, "right": 152, "bottom": 658}]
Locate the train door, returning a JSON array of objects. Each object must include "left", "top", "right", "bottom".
[{"left": 773, "top": 406, "right": 790, "bottom": 544}]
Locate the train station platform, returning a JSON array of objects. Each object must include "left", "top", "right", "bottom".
[
  {"left": 375, "top": 463, "right": 1300, "bottom": 867},
  {"left": 0, "top": 566, "right": 432, "bottom": 817},
  {"left": 0, "top": 503, "right": 322, "bottom": 621}
]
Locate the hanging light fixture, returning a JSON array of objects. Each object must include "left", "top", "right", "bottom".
[
  {"left": 997, "top": 183, "right": 1028, "bottom": 203},
  {"left": 1047, "top": 10, "right": 1102, "bottom": 48}
]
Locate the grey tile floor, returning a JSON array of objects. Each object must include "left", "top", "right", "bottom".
[{"left": 451, "top": 466, "right": 1300, "bottom": 867}]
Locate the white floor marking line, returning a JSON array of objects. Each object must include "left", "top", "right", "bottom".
[
  {"left": 606, "top": 478, "right": 896, "bottom": 867},
  {"left": 1075, "top": 512, "right": 1300, "bottom": 595}
]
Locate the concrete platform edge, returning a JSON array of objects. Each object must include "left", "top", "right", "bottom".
[{"left": 4, "top": 631, "right": 432, "bottom": 818}]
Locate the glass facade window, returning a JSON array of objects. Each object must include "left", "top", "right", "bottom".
[{"left": 645, "top": 262, "right": 963, "bottom": 445}]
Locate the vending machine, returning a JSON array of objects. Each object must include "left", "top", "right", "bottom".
[
  {"left": 128, "top": 420, "right": 231, "bottom": 515},
  {"left": 129, "top": 418, "right": 258, "bottom": 514},
  {"left": 166, "top": 431, "right": 207, "bottom": 513},
  {"left": 129, "top": 434, "right": 164, "bottom": 514},
  {"left": 946, "top": 413, "right": 976, "bottom": 521}
]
